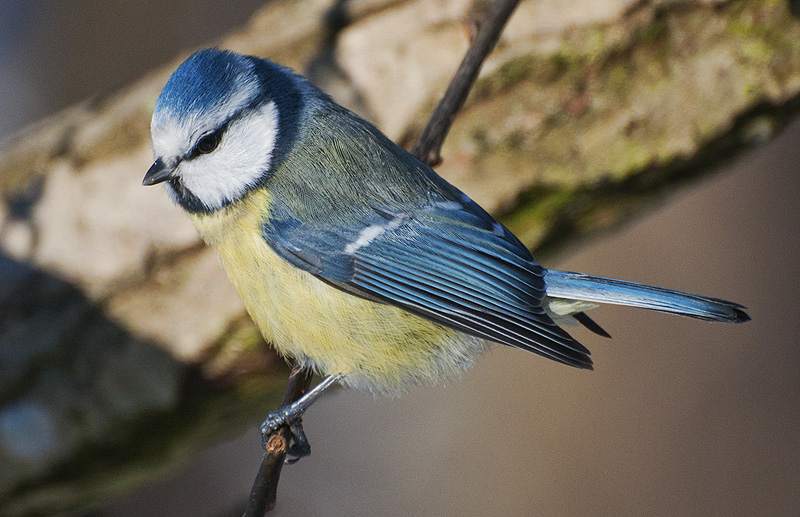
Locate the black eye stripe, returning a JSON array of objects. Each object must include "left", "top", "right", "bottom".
[
  {"left": 188, "top": 122, "right": 228, "bottom": 158},
  {"left": 186, "top": 99, "right": 254, "bottom": 160},
  {"left": 185, "top": 98, "right": 259, "bottom": 160}
]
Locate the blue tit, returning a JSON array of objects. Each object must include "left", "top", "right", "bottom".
[{"left": 143, "top": 49, "right": 749, "bottom": 452}]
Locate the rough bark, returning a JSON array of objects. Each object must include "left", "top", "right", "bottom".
[{"left": 0, "top": 0, "right": 798, "bottom": 514}]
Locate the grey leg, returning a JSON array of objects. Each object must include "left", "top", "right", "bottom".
[{"left": 261, "top": 374, "right": 342, "bottom": 461}]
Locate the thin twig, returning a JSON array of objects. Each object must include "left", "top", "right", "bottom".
[
  {"left": 411, "top": 0, "right": 521, "bottom": 166},
  {"left": 245, "top": 0, "right": 521, "bottom": 514},
  {"left": 243, "top": 366, "right": 312, "bottom": 516}
]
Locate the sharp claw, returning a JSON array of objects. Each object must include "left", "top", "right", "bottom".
[{"left": 285, "top": 419, "right": 311, "bottom": 463}]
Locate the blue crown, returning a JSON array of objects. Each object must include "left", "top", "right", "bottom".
[{"left": 154, "top": 49, "right": 258, "bottom": 119}]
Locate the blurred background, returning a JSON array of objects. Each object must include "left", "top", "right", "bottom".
[{"left": 1, "top": 1, "right": 798, "bottom": 516}]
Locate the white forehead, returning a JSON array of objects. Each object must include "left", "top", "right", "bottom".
[{"left": 150, "top": 67, "right": 260, "bottom": 161}]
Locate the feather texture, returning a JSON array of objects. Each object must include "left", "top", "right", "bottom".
[
  {"left": 264, "top": 199, "right": 593, "bottom": 369},
  {"left": 544, "top": 269, "right": 749, "bottom": 323}
]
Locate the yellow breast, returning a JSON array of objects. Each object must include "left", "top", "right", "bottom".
[{"left": 189, "top": 190, "right": 483, "bottom": 392}]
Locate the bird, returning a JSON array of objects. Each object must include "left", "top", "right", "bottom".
[{"left": 143, "top": 48, "right": 749, "bottom": 457}]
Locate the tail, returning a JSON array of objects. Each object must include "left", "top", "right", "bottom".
[{"left": 543, "top": 270, "right": 750, "bottom": 323}]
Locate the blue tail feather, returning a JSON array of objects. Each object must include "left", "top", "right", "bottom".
[{"left": 543, "top": 270, "right": 750, "bottom": 323}]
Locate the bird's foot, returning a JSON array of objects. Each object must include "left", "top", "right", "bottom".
[
  {"left": 259, "top": 374, "right": 342, "bottom": 464},
  {"left": 261, "top": 410, "right": 311, "bottom": 463}
]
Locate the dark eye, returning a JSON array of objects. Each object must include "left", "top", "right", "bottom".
[{"left": 196, "top": 131, "right": 221, "bottom": 155}]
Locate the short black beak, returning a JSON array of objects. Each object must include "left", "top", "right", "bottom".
[{"left": 142, "top": 158, "right": 176, "bottom": 186}]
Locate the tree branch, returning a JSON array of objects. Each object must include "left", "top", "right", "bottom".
[
  {"left": 244, "top": 365, "right": 313, "bottom": 516},
  {"left": 410, "top": 0, "right": 521, "bottom": 166}
]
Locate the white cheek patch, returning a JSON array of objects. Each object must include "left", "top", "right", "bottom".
[{"left": 177, "top": 101, "right": 279, "bottom": 210}]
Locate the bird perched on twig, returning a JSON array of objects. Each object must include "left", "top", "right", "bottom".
[{"left": 143, "top": 49, "right": 749, "bottom": 459}]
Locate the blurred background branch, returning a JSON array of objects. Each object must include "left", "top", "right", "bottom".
[{"left": 0, "top": 0, "right": 799, "bottom": 515}]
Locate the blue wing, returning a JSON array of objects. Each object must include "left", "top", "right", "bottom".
[{"left": 263, "top": 192, "right": 592, "bottom": 369}]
